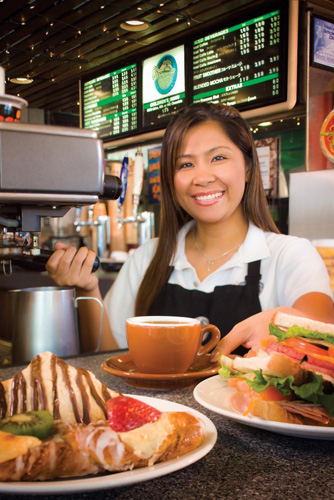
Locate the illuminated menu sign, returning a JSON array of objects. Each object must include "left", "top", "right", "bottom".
[
  {"left": 83, "top": 63, "right": 137, "bottom": 139},
  {"left": 192, "top": 9, "right": 283, "bottom": 110},
  {"left": 142, "top": 45, "right": 186, "bottom": 128}
]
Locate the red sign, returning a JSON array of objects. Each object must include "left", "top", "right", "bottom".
[
  {"left": 148, "top": 147, "right": 161, "bottom": 204},
  {"left": 320, "top": 109, "right": 334, "bottom": 163}
]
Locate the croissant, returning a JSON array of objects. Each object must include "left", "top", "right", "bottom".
[
  {"left": 0, "top": 412, "right": 205, "bottom": 481},
  {"left": 0, "top": 352, "right": 119, "bottom": 424}
]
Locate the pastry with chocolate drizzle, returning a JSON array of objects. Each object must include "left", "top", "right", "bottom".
[
  {"left": 0, "top": 352, "right": 119, "bottom": 424},
  {"left": 0, "top": 354, "right": 206, "bottom": 481}
]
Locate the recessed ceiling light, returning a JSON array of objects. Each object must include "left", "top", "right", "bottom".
[
  {"left": 120, "top": 20, "right": 150, "bottom": 31},
  {"left": 258, "top": 121, "right": 272, "bottom": 127},
  {"left": 9, "top": 77, "right": 34, "bottom": 84}
]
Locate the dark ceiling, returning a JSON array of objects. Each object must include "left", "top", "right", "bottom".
[
  {"left": 1, "top": 0, "right": 333, "bottom": 121},
  {"left": 0, "top": 0, "right": 275, "bottom": 118}
]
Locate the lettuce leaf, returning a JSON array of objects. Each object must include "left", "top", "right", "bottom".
[
  {"left": 246, "top": 370, "right": 334, "bottom": 417},
  {"left": 269, "top": 323, "right": 334, "bottom": 344},
  {"left": 218, "top": 365, "right": 233, "bottom": 378},
  {"left": 293, "top": 381, "right": 334, "bottom": 417},
  {"left": 245, "top": 369, "right": 294, "bottom": 396},
  {"left": 218, "top": 365, "right": 244, "bottom": 378}
]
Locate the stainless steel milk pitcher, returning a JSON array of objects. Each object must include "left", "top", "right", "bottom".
[{"left": 7, "top": 286, "right": 103, "bottom": 363}]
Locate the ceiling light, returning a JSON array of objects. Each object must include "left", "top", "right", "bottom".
[
  {"left": 125, "top": 20, "right": 143, "bottom": 26},
  {"left": 258, "top": 121, "right": 272, "bottom": 127},
  {"left": 120, "top": 20, "right": 150, "bottom": 31},
  {"left": 9, "top": 77, "right": 34, "bottom": 84}
]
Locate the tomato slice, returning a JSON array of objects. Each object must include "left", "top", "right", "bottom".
[
  {"left": 282, "top": 337, "right": 327, "bottom": 356},
  {"left": 267, "top": 339, "right": 334, "bottom": 378},
  {"left": 227, "top": 377, "right": 240, "bottom": 388},
  {"left": 227, "top": 378, "right": 249, "bottom": 393},
  {"left": 228, "top": 377, "right": 292, "bottom": 401},
  {"left": 258, "top": 385, "right": 292, "bottom": 402},
  {"left": 269, "top": 337, "right": 334, "bottom": 364}
]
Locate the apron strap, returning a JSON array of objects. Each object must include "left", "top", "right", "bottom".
[{"left": 245, "top": 260, "right": 262, "bottom": 291}]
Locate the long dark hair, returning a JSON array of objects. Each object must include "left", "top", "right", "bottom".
[{"left": 135, "top": 102, "right": 279, "bottom": 315}]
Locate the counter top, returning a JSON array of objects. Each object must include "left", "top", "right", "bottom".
[{"left": 1, "top": 351, "right": 333, "bottom": 500}]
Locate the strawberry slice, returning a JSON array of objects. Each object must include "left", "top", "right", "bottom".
[{"left": 106, "top": 395, "right": 162, "bottom": 432}]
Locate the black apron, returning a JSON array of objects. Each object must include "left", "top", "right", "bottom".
[{"left": 148, "top": 260, "right": 262, "bottom": 355}]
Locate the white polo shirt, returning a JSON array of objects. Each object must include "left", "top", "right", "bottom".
[{"left": 104, "top": 221, "right": 333, "bottom": 348}]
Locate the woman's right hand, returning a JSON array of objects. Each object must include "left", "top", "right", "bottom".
[
  {"left": 45, "top": 242, "right": 98, "bottom": 293},
  {"left": 46, "top": 242, "right": 119, "bottom": 352}
]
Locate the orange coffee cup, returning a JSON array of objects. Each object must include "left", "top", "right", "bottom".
[{"left": 126, "top": 315, "right": 221, "bottom": 374}]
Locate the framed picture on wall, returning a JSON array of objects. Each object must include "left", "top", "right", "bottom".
[{"left": 310, "top": 15, "right": 334, "bottom": 72}]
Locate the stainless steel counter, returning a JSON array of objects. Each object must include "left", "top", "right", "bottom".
[{"left": 0, "top": 350, "right": 334, "bottom": 500}]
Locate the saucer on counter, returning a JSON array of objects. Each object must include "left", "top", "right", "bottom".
[{"left": 101, "top": 353, "right": 219, "bottom": 389}]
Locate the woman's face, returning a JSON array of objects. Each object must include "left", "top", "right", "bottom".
[{"left": 173, "top": 120, "right": 248, "bottom": 224}]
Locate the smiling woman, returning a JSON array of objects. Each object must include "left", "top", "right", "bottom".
[
  {"left": 173, "top": 120, "right": 248, "bottom": 230},
  {"left": 46, "top": 102, "right": 334, "bottom": 356}
]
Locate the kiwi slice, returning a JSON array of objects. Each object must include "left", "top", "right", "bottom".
[{"left": 0, "top": 410, "right": 54, "bottom": 440}]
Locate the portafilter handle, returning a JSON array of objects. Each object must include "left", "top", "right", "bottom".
[{"left": 11, "top": 250, "right": 100, "bottom": 273}]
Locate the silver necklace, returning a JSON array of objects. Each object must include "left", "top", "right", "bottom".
[{"left": 192, "top": 231, "right": 241, "bottom": 272}]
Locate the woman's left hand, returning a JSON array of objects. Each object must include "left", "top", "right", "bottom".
[
  {"left": 211, "top": 292, "right": 334, "bottom": 362},
  {"left": 210, "top": 307, "right": 308, "bottom": 362}
]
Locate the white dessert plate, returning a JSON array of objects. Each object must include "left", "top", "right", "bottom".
[
  {"left": 0, "top": 395, "right": 217, "bottom": 495},
  {"left": 194, "top": 375, "right": 334, "bottom": 440}
]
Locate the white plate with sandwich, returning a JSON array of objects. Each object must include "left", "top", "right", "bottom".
[
  {"left": 194, "top": 312, "right": 334, "bottom": 440},
  {"left": 194, "top": 375, "right": 334, "bottom": 439}
]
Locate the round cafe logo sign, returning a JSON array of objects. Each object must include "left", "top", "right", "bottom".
[
  {"left": 320, "top": 108, "right": 334, "bottom": 163},
  {"left": 152, "top": 54, "right": 177, "bottom": 95}
]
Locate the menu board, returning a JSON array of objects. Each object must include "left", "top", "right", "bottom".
[
  {"left": 80, "top": 1, "right": 297, "bottom": 141},
  {"left": 142, "top": 45, "right": 186, "bottom": 128},
  {"left": 82, "top": 63, "right": 138, "bottom": 139},
  {"left": 192, "top": 8, "right": 285, "bottom": 111}
]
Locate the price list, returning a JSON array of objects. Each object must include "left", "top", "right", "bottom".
[
  {"left": 192, "top": 10, "right": 282, "bottom": 109},
  {"left": 83, "top": 64, "right": 137, "bottom": 139}
]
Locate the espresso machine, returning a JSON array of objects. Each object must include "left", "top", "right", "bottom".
[{"left": 0, "top": 120, "right": 122, "bottom": 275}]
